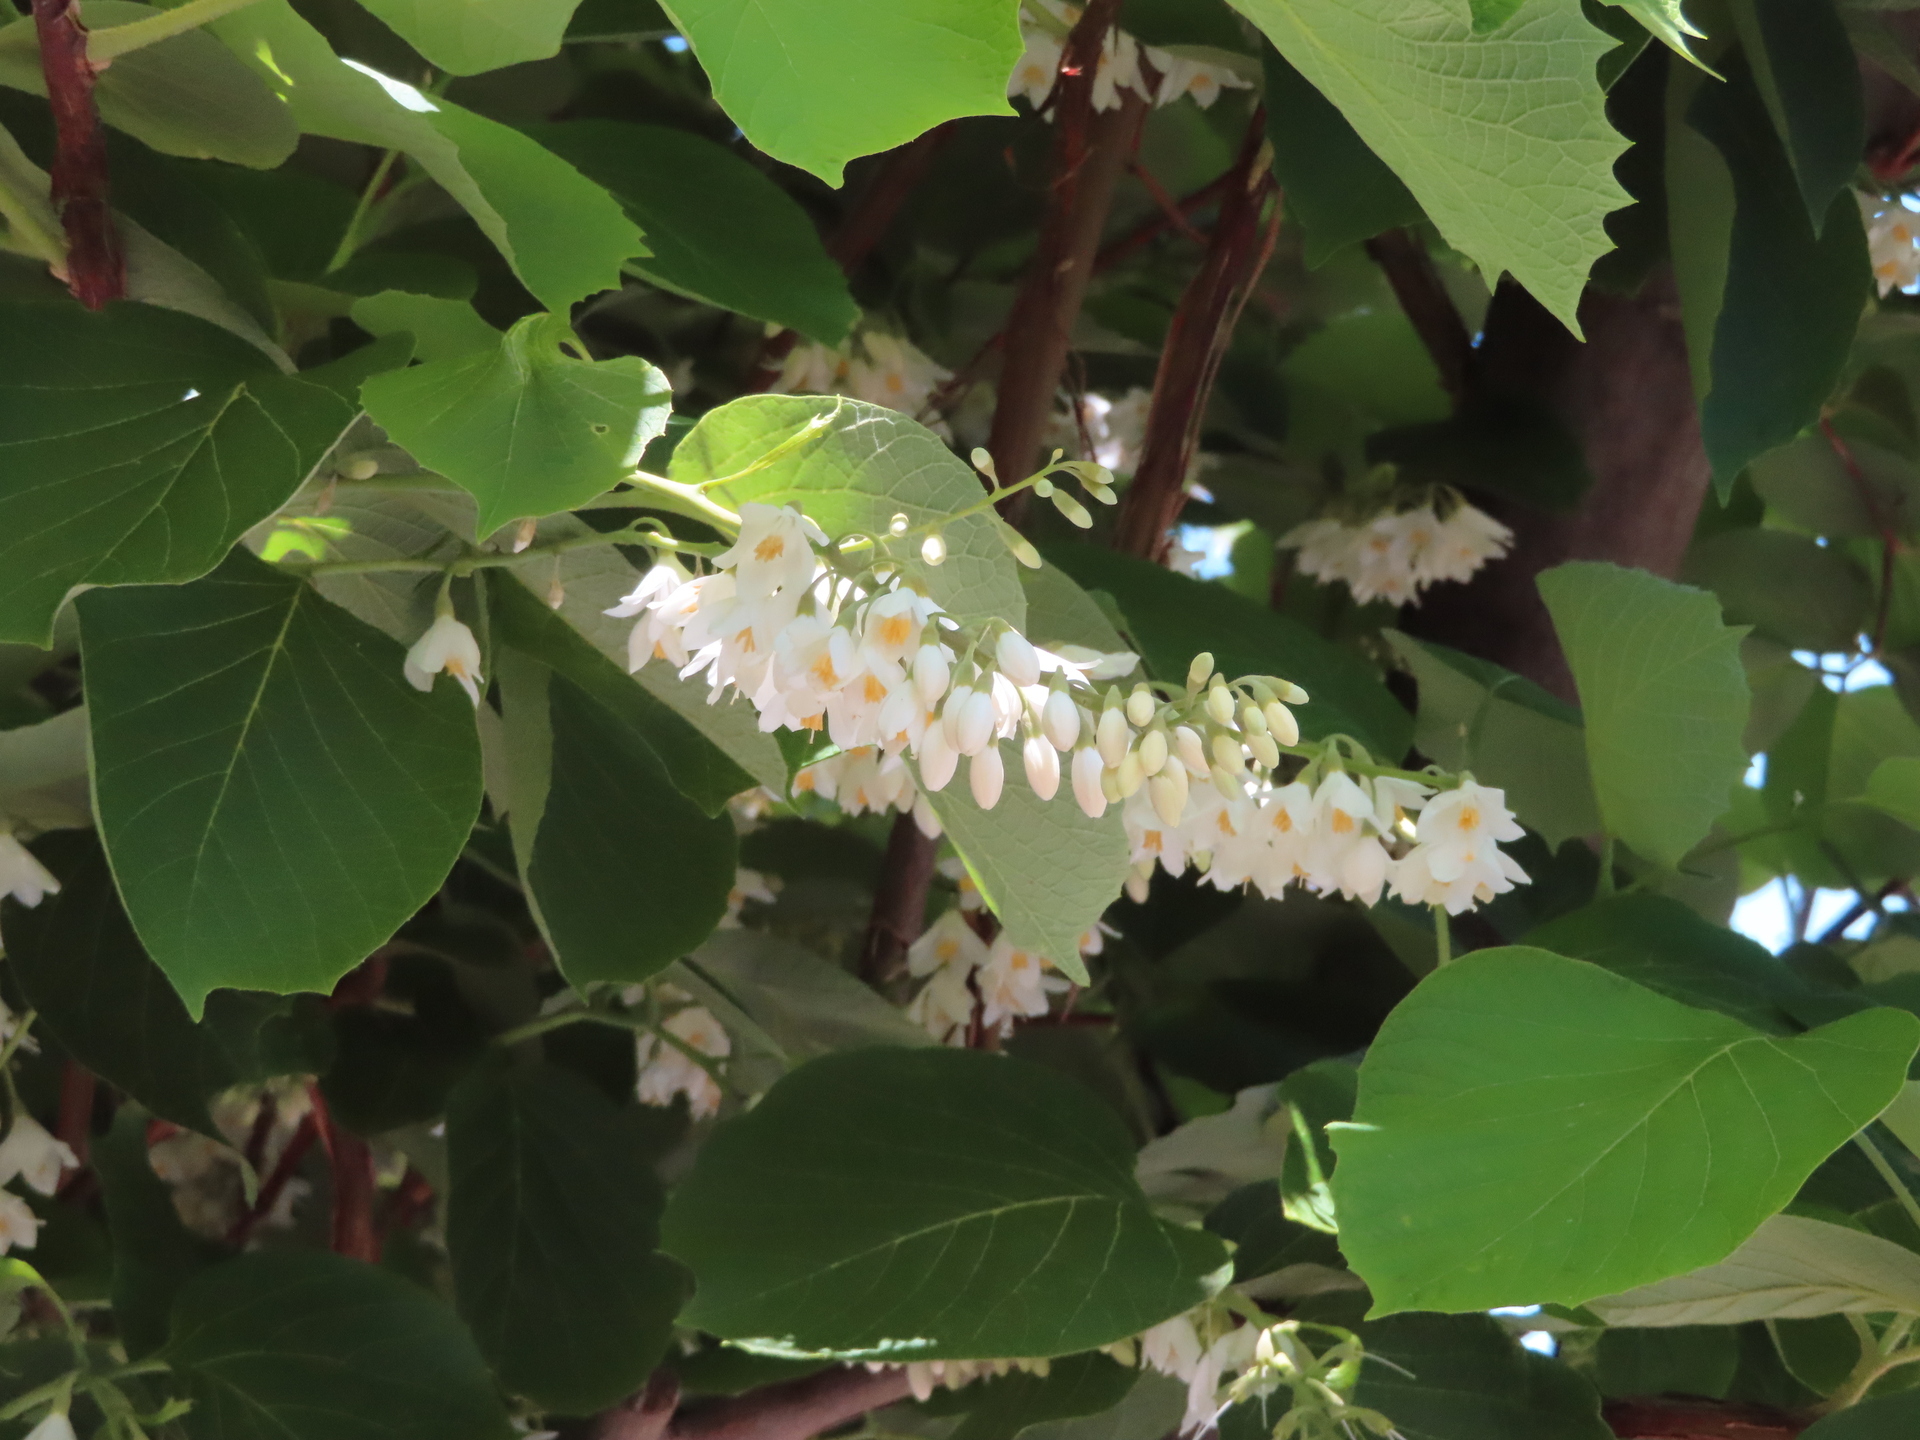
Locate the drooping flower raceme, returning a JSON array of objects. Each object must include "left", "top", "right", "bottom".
[
  {"left": 635, "top": 1005, "right": 731, "bottom": 1120},
  {"left": 902, "top": 908, "right": 1084, "bottom": 1044},
  {"left": 774, "top": 328, "right": 953, "bottom": 418},
  {"left": 1861, "top": 191, "right": 1920, "bottom": 296},
  {"left": 1009, "top": 2, "right": 1254, "bottom": 115},
  {"left": 1282, "top": 497, "right": 1512, "bottom": 607}
]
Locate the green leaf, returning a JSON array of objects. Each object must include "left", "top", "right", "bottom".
[
  {"left": 216, "top": 1, "right": 643, "bottom": 312},
  {"left": 446, "top": 1060, "right": 689, "bottom": 1414},
  {"left": 526, "top": 121, "right": 859, "bottom": 344},
  {"left": 95, "top": 1107, "right": 216, "bottom": 1358},
  {"left": 1594, "top": 1324, "right": 1739, "bottom": 1402},
  {"left": 1259, "top": 43, "right": 1423, "bottom": 265},
  {"left": 1225, "top": 0, "right": 1628, "bottom": 331},
  {"left": 1045, "top": 543, "right": 1412, "bottom": 761},
  {"left": 353, "top": 0, "right": 582, "bottom": 74},
  {"left": 1019, "top": 564, "right": 1133, "bottom": 661},
  {"left": 1384, "top": 630, "right": 1599, "bottom": 850},
  {"left": 1331, "top": 947, "right": 1920, "bottom": 1314},
  {"left": 0, "top": 1, "right": 296, "bottom": 168},
  {"left": 1682, "top": 530, "right": 1872, "bottom": 653},
  {"left": 1614, "top": 0, "right": 1705, "bottom": 63},
  {"left": 164, "top": 1250, "right": 515, "bottom": 1440},
  {"left": 1726, "top": 0, "right": 1863, "bottom": 229},
  {"left": 677, "top": 929, "right": 935, "bottom": 1062},
  {"left": 492, "top": 569, "right": 754, "bottom": 815},
  {"left": 1351, "top": 1313, "right": 1612, "bottom": 1440},
  {"left": 1011, "top": 1375, "right": 1186, "bottom": 1440},
  {"left": 0, "top": 301, "right": 352, "bottom": 646},
  {"left": 662, "top": 1048, "right": 1231, "bottom": 1358},
  {"left": 1538, "top": 561, "right": 1751, "bottom": 869},
  {"left": 1588, "top": 1214, "right": 1920, "bottom": 1326},
  {"left": 80, "top": 551, "right": 485, "bottom": 1017},
  {"left": 1686, "top": 52, "right": 1870, "bottom": 493},
  {"left": 2, "top": 833, "right": 236, "bottom": 1134},
  {"left": 659, "top": 0, "right": 1022, "bottom": 186},
  {"left": 1525, "top": 893, "right": 1825, "bottom": 1035},
  {"left": 924, "top": 763, "right": 1129, "bottom": 987},
  {"left": 1800, "top": 1388, "right": 1920, "bottom": 1439},
  {"left": 363, "top": 314, "right": 673, "bottom": 534},
  {"left": 939, "top": 1355, "right": 1139, "bottom": 1440},
  {"left": 671, "top": 394, "right": 1025, "bottom": 630},
  {"left": 349, "top": 291, "right": 501, "bottom": 363},
  {"left": 509, "top": 664, "right": 736, "bottom": 987},
  {"left": 1861, "top": 756, "right": 1920, "bottom": 831},
  {"left": 1748, "top": 434, "right": 1920, "bottom": 543}
]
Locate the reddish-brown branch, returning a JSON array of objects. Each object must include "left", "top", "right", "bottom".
[
  {"left": 227, "top": 1111, "right": 318, "bottom": 1247},
  {"left": 30, "top": 0, "right": 121, "bottom": 308},
  {"left": 1094, "top": 169, "right": 1233, "bottom": 275},
  {"left": 985, "top": 0, "right": 1148, "bottom": 494},
  {"left": 1127, "top": 158, "right": 1211, "bottom": 249},
  {"left": 667, "top": 1366, "right": 913, "bottom": 1440},
  {"left": 595, "top": 1370, "right": 681, "bottom": 1440},
  {"left": 305, "top": 1084, "right": 380, "bottom": 1263},
  {"left": 53, "top": 1059, "right": 92, "bottom": 1193},
  {"left": 1365, "top": 226, "right": 1475, "bottom": 405},
  {"left": 1604, "top": 1400, "right": 1810, "bottom": 1439},
  {"left": 856, "top": 812, "right": 938, "bottom": 985},
  {"left": 1112, "top": 111, "right": 1278, "bottom": 559}
]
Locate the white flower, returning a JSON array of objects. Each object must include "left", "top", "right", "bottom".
[
  {"left": 403, "top": 614, "right": 484, "bottom": 705},
  {"left": 1091, "top": 27, "right": 1143, "bottom": 111},
  {"left": 906, "top": 960, "right": 976, "bottom": 1045},
  {"left": 636, "top": 1007, "right": 730, "bottom": 1120},
  {"left": 22, "top": 1410, "right": 74, "bottom": 1440},
  {"left": 1140, "top": 1314, "right": 1203, "bottom": 1382},
  {"left": 0, "top": 835, "right": 58, "bottom": 908},
  {"left": 0, "top": 1192, "right": 39, "bottom": 1253},
  {"left": 721, "top": 869, "right": 778, "bottom": 928},
  {"left": 1863, "top": 192, "right": 1920, "bottom": 296},
  {"left": 846, "top": 332, "right": 951, "bottom": 414},
  {"left": 712, "top": 503, "right": 828, "bottom": 600},
  {"left": 1282, "top": 499, "right": 1510, "bottom": 607},
  {"left": 1147, "top": 49, "right": 1253, "bottom": 108},
  {"left": 774, "top": 339, "right": 849, "bottom": 394},
  {"left": 977, "top": 936, "right": 1067, "bottom": 1030},
  {"left": 0, "top": 1116, "right": 75, "bottom": 1197},
  {"left": 1009, "top": 24, "right": 1064, "bottom": 107}
]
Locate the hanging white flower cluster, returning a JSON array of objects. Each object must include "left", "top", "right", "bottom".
[
  {"left": 1860, "top": 191, "right": 1920, "bottom": 296},
  {"left": 774, "top": 329, "right": 952, "bottom": 418},
  {"left": 0, "top": 1112, "right": 76, "bottom": 1255},
  {"left": 0, "top": 833, "right": 59, "bottom": 908},
  {"left": 1010, "top": 2, "right": 1255, "bottom": 113},
  {"left": 1281, "top": 496, "right": 1512, "bottom": 607},
  {"left": 147, "top": 1079, "right": 314, "bottom": 1240},
  {"left": 635, "top": 1001, "right": 731, "bottom": 1120},
  {"left": 901, "top": 909, "right": 1075, "bottom": 1043},
  {"left": 1044, "top": 388, "right": 1153, "bottom": 477},
  {"left": 610, "top": 501, "right": 1138, "bottom": 824},
  {"left": 866, "top": 1355, "right": 1055, "bottom": 1403}
]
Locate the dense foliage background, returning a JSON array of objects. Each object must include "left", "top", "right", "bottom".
[{"left": 9, "top": 1, "right": 1920, "bottom": 1439}]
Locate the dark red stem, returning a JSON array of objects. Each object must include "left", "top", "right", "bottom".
[{"left": 30, "top": 0, "right": 121, "bottom": 308}]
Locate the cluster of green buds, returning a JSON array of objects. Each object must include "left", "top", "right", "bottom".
[
  {"left": 952, "top": 449, "right": 1119, "bottom": 571},
  {"left": 1081, "top": 650, "right": 1309, "bottom": 824}
]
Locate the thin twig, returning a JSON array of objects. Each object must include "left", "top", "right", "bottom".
[
  {"left": 30, "top": 0, "right": 122, "bottom": 307},
  {"left": 1364, "top": 227, "right": 1475, "bottom": 406},
  {"left": 667, "top": 1367, "right": 913, "bottom": 1440},
  {"left": 857, "top": 813, "right": 937, "bottom": 985},
  {"left": 1820, "top": 417, "right": 1901, "bottom": 654}
]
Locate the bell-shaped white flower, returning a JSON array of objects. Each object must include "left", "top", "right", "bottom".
[
  {"left": 0, "top": 835, "right": 58, "bottom": 908},
  {"left": 0, "top": 1191, "right": 39, "bottom": 1254},
  {"left": 1022, "top": 734, "right": 1060, "bottom": 801},
  {"left": 970, "top": 743, "right": 1006, "bottom": 809},
  {"left": 404, "top": 613, "right": 484, "bottom": 705},
  {"left": 1071, "top": 747, "right": 1107, "bottom": 819},
  {"left": 0, "top": 1115, "right": 75, "bottom": 1197},
  {"left": 636, "top": 1007, "right": 730, "bottom": 1120}
]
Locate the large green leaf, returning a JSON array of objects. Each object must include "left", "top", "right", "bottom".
[
  {"left": 362, "top": 314, "right": 673, "bottom": 534},
  {"left": 1537, "top": 562, "right": 1750, "bottom": 869},
  {"left": 659, "top": 0, "right": 1022, "bottom": 185},
  {"left": 1682, "top": 530, "right": 1871, "bottom": 654},
  {"left": 353, "top": 0, "right": 582, "bottom": 74},
  {"left": 2, "top": 833, "right": 239, "bottom": 1135},
  {"left": 671, "top": 394, "right": 1026, "bottom": 629},
  {"left": 1384, "top": 630, "right": 1597, "bottom": 849},
  {"left": 215, "top": 1, "right": 642, "bottom": 312},
  {"left": 662, "top": 1048, "right": 1231, "bottom": 1358},
  {"left": 505, "top": 663, "right": 736, "bottom": 988},
  {"left": 1351, "top": 1313, "right": 1612, "bottom": 1440},
  {"left": 1259, "top": 44, "right": 1423, "bottom": 265},
  {"left": 80, "top": 552, "right": 484, "bottom": 1016},
  {"left": 0, "top": 1, "right": 296, "bottom": 168},
  {"left": 0, "top": 301, "right": 352, "bottom": 646},
  {"left": 1685, "top": 53, "right": 1869, "bottom": 493},
  {"left": 527, "top": 121, "right": 859, "bottom": 344},
  {"left": 1726, "top": 0, "right": 1863, "bottom": 229},
  {"left": 923, "top": 762, "right": 1130, "bottom": 986},
  {"left": 1800, "top": 1389, "right": 1920, "bottom": 1439},
  {"left": 446, "top": 1061, "right": 689, "bottom": 1414},
  {"left": 1589, "top": 1214, "right": 1920, "bottom": 1326},
  {"left": 1226, "top": 0, "right": 1628, "bottom": 330},
  {"left": 1046, "top": 544, "right": 1411, "bottom": 762},
  {"left": 1330, "top": 947, "right": 1920, "bottom": 1314},
  {"left": 163, "top": 1251, "right": 515, "bottom": 1440}
]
